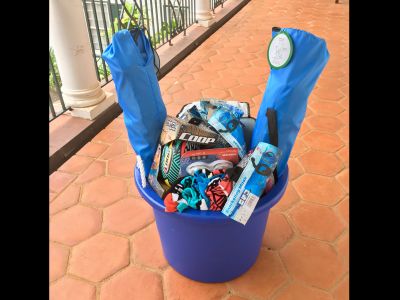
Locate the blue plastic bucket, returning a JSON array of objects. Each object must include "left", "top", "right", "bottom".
[{"left": 134, "top": 164, "right": 288, "bottom": 282}]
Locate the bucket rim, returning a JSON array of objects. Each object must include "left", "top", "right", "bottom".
[{"left": 134, "top": 165, "right": 288, "bottom": 222}]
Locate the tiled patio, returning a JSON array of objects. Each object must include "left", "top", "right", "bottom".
[{"left": 49, "top": 0, "right": 349, "bottom": 299}]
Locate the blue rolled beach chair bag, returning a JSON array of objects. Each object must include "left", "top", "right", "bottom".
[
  {"left": 102, "top": 29, "right": 166, "bottom": 186},
  {"left": 251, "top": 27, "right": 330, "bottom": 177}
]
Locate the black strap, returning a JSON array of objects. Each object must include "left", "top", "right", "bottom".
[
  {"left": 225, "top": 166, "right": 244, "bottom": 183},
  {"left": 266, "top": 108, "right": 278, "bottom": 182}
]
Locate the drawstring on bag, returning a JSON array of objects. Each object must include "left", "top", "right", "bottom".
[
  {"left": 266, "top": 108, "right": 279, "bottom": 183},
  {"left": 119, "top": 0, "right": 160, "bottom": 75}
]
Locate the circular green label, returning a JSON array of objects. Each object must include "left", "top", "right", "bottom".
[{"left": 267, "top": 31, "right": 293, "bottom": 69}]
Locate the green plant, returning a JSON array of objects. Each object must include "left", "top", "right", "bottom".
[
  {"left": 98, "top": 58, "right": 111, "bottom": 81},
  {"left": 49, "top": 48, "right": 62, "bottom": 90},
  {"left": 105, "top": 2, "right": 179, "bottom": 48},
  {"left": 106, "top": 2, "right": 148, "bottom": 40},
  {"left": 150, "top": 20, "right": 178, "bottom": 48}
]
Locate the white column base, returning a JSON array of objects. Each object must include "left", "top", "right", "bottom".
[
  {"left": 197, "top": 18, "right": 216, "bottom": 27},
  {"left": 62, "top": 84, "right": 106, "bottom": 108},
  {"left": 68, "top": 92, "right": 116, "bottom": 120}
]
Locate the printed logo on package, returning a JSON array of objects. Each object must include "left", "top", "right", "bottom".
[{"left": 267, "top": 31, "right": 293, "bottom": 69}]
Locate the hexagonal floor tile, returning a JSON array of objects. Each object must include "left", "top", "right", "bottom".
[
  {"left": 302, "top": 131, "right": 344, "bottom": 152},
  {"left": 50, "top": 276, "right": 96, "bottom": 300},
  {"left": 288, "top": 158, "right": 304, "bottom": 180},
  {"left": 50, "top": 171, "right": 76, "bottom": 194},
  {"left": 336, "top": 145, "right": 349, "bottom": 167},
  {"left": 280, "top": 238, "right": 345, "bottom": 290},
  {"left": 273, "top": 183, "right": 300, "bottom": 212},
  {"left": 336, "top": 169, "right": 349, "bottom": 193},
  {"left": 262, "top": 212, "right": 293, "bottom": 250},
  {"left": 337, "top": 126, "right": 349, "bottom": 144},
  {"left": 211, "top": 77, "right": 239, "bottom": 89},
  {"left": 226, "top": 295, "right": 248, "bottom": 300},
  {"left": 226, "top": 296, "right": 247, "bottom": 300},
  {"left": 228, "top": 250, "right": 288, "bottom": 299},
  {"left": 50, "top": 192, "right": 57, "bottom": 203},
  {"left": 227, "top": 58, "right": 251, "bottom": 69},
  {"left": 307, "top": 115, "right": 344, "bottom": 132},
  {"left": 103, "top": 197, "right": 154, "bottom": 235},
  {"left": 337, "top": 111, "right": 349, "bottom": 125},
  {"left": 290, "top": 139, "right": 309, "bottom": 157},
  {"left": 50, "top": 205, "right": 102, "bottom": 246},
  {"left": 100, "top": 265, "right": 163, "bottom": 300},
  {"left": 236, "top": 74, "right": 266, "bottom": 86},
  {"left": 200, "top": 61, "right": 227, "bottom": 72},
  {"left": 108, "top": 154, "right": 135, "bottom": 178},
  {"left": 164, "top": 267, "right": 228, "bottom": 300},
  {"left": 92, "top": 128, "right": 121, "bottom": 143},
  {"left": 298, "top": 150, "right": 344, "bottom": 176},
  {"left": 218, "top": 68, "right": 243, "bottom": 80},
  {"left": 127, "top": 180, "right": 140, "bottom": 197},
  {"left": 69, "top": 233, "right": 129, "bottom": 282},
  {"left": 81, "top": 176, "right": 127, "bottom": 208},
  {"left": 76, "top": 142, "right": 108, "bottom": 158},
  {"left": 229, "top": 85, "right": 261, "bottom": 101},
  {"left": 184, "top": 79, "right": 211, "bottom": 92},
  {"left": 193, "top": 70, "right": 218, "bottom": 82},
  {"left": 313, "top": 86, "right": 345, "bottom": 102},
  {"left": 75, "top": 161, "right": 106, "bottom": 184},
  {"left": 171, "top": 88, "right": 203, "bottom": 104},
  {"left": 336, "top": 232, "right": 349, "bottom": 272},
  {"left": 293, "top": 174, "right": 346, "bottom": 206},
  {"left": 58, "top": 155, "right": 94, "bottom": 174},
  {"left": 202, "top": 88, "right": 230, "bottom": 99},
  {"left": 317, "top": 77, "right": 345, "bottom": 91},
  {"left": 298, "top": 121, "right": 312, "bottom": 137},
  {"left": 289, "top": 202, "right": 345, "bottom": 242},
  {"left": 309, "top": 100, "right": 344, "bottom": 116},
  {"left": 336, "top": 196, "right": 349, "bottom": 225},
  {"left": 274, "top": 281, "right": 333, "bottom": 300},
  {"left": 49, "top": 242, "right": 69, "bottom": 282},
  {"left": 333, "top": 275, "right": 349, "bottom": 300},
  {"left": 243, "top": 66, "right": 266, "bottom": 76},
  {"left": 131, "top": 223, "right": 168, "bottom": 269},
  {"left": 50, "top": 184, "right": 81, "bottom": 215},
  {"left": 100, "top": 140, "right": 128, "bottom": 160},
  {"left": 166, "top": 82, "right": 184, "bottom": 94},
  {"left": 106, "top": 117, "right": 125, "bottom": 132}
]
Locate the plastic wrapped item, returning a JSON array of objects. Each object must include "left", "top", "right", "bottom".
[
  {"left": 102, "top": 29, "right": 166, "bottom": 187},
  {"left": 148, "top": 115, "right": 229, "bottom": 196},
  {"left": 180, "top": 148, "right": 239, "bottom": 177},
  {"left": 222, "top": 142, "right": 281, "bottom": 225},
  {"left": 177, "top": 105, "right": 215, "bottom": 132},
  {"left": 251, "top": 27, "right": 329, "bottom": 176},
  {"left": 163, "top": 169, "right": 231, "bottom": 213},
  {"left": 208, "top": 104, "right": 247, "bottom": 158},
  {"left": 159, "top": 140, "right": 198, "bottom": 187},
  {"left": 177, "top": 99, "right": 251, "bottom": 120},
  {"left": 160, "top": 116, "right": 229, "bottom": 148}
]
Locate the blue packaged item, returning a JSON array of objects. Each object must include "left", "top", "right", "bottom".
[
  {"left": 251, "top": 28, "right": 329, "bottom": 177},
  {"left": 102, "top": 29, "right": 166, "bottom": 186},
  {"left": 222, "top": 142, "right": 281, "bottom": 225},
  {"left": 208, "top": 104, "right": 247, "bottom": 158}
]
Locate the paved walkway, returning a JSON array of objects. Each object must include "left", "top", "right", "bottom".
[{"left": 50, "top": 0, "right": 349, "bottom": 299}]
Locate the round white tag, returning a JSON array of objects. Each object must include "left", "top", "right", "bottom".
[{"left": 267, "top": 31, "right": 293, "bottom": 69}]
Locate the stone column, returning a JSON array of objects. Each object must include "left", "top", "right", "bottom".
[
  {"left": 196, "top": 0, "right": 216, "bottom": 27},
  {"left": 50, "top": 0, "right": 115, "bottom": 120}
]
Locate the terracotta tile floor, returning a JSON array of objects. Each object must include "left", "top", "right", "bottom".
[{"left": 49, "top": 0, "right": 349, "bottom": 299}]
